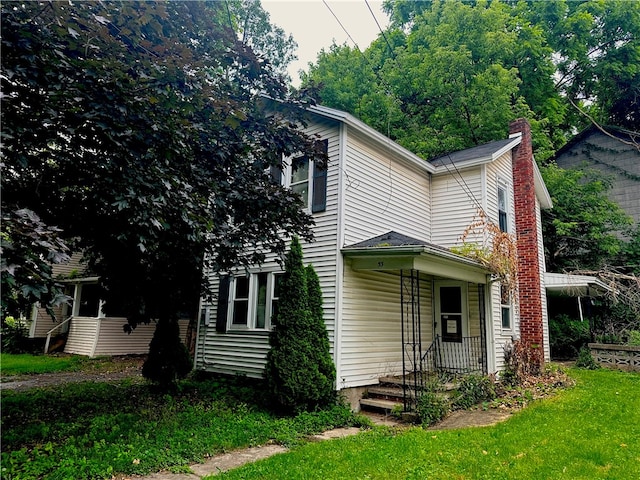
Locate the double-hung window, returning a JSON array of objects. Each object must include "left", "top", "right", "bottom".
[
  {"left": 223, "top": 272, "right": 284, "bottom": 331},
  {"left": 500, "top": 284, "right": 512, "bottom": 330},
  {"left": 272, "top": 139, "right": 328, "bottom": 213},
  {"left": 497, "top": 183, "right": 509, "bottom": 233}
]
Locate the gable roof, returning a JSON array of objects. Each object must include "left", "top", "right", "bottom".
[
  {"left": 307, "top": 104, "right": 436, "bottom": 175},
  {"left": 553, "top": 125, "right": 640, "bottom": 159},
  {"left": 429, "top": 137, "right": 521, "bottom": 168},
  {"left": 345, "top": 231, "right": 432, "bottom": 249}
]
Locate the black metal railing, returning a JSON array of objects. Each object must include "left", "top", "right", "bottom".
[{"left": 421, "top": 335, "right": 484, "bottom": 375}]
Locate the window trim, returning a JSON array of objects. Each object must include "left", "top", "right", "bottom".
[
  {"left": 500, "top": 283, "right": 512, "bottom": 331},
  {"left": 226, "top": 271, "right": 284, "bottom": 331},
  {"left": 497, "top": 180, "right": 509, "bottom": 233}
]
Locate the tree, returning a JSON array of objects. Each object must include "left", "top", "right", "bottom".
[
  {"left": 305, "top": 0, "right": 640, "bottom": 159},
  {"left": 223, "top": 0, "right": 297, "bottom": 80},
  {"left": 264, "top": 238, "right": 335, "bottom": 413},
  {"left": 541, "top": 164, "right": 632, "bottom": 272},
  {"left": 2, "top": 1, "right": 324, "bottom": 386}
]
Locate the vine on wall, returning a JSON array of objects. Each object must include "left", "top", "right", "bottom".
[{"left": 451, "top": 209, "right": 519, "bottom": 297}]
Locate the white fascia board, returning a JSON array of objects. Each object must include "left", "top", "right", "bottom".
[
  {"left": 533, "top": 160, "right": 553, "bottom": 209},
  {"left": 308, "top": 105, "right": 435, "bottom": 175}
]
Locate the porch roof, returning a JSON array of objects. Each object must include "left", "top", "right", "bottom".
[
  {"left": 342, "top": 231, "right": 490, "bottom": 284},
  {"left": 545, "top": 272, "right": 612, "bottom": 297}
]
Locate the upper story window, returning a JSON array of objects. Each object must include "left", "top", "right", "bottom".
[
  {"left": 271, "top": 139, "right": 328, "bottom": 213},
  {"left": 497, "top": 183, "right": 508, "bottom": 233}
]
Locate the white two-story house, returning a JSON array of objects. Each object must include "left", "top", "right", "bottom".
[{"left": 194, "top": 105, "right": 552, "bottom": 408}]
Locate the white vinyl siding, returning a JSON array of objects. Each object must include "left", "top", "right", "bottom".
[
  {"left": 431, "top": 167, "right": 483, "bottom": 247},
  {"left": 64, "top": 318, "right": 189, "bottom": 357},
  {"left": 339, "top": 266, "right": 433, "bottom": 388},
  {"left": 341, "top": 129, "right": 431, "bottom": 246},
  {"left": 537, "top": 196, "right": 551, "bottom": 361},
  {"left": 195, "top": 119, "right": 341, "bottom": 378},
  {"left": 485, "top": 152, "right": 519, "bottom": 371}
]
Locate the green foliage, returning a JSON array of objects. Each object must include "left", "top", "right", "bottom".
[
  {"left": 575, "top": 347, "right": 600, "bottom": 370},
  {"left": 549, "top": 314, "right": 591, "bottom": 359},
  {"left": 541, "top": 164, "right": 632, "bottom": 271},
  {"left": 416, "top": 381, "right": 450, "bottom": 426},
  {"left": 627, "top": 330, "right": 640, "bottom": 346},
  {"left": 141, "top": 318, "right": 192, "bottom": 388},
  {"left": 264, "top": 238, "right": 336, "bottom": 413},
  {"left": 1, "top": 316, "right": 31, "bottom": 354},
  {"left": 453, "top": 374, "right": 497, "bottom": 410},
  {"left": 1, "top": 375, "right": 361, "bottom": 479},
  {"left": 2, "top": 1, "right": 325, "bottom": 376}
]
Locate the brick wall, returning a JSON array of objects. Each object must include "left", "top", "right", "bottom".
[{"left": 509, "top": 119, "right": 544, "bottom": 361}]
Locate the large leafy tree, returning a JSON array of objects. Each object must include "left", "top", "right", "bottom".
[
  {"left": 1, "top": 1, "right": 324, "bottom": 385},
  {"left": 306, "top": 0, "right": 639, "bottom": 160},
  {"left": 541, "top": 164, "right": 632, "bottom": 272}
]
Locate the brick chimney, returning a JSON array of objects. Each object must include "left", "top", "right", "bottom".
[{"left": 509, "top": 119, "right": 544, "bottom": 363}]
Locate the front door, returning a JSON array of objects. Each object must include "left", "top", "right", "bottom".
[{"left": 435, "top": 282, "right": 468, "bottom": 371}]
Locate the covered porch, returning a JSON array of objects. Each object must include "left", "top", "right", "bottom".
[{"left": 341, "top": 232, "right": 492, "bottom": 410}]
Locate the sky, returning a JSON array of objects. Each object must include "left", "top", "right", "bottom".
[{"left": 261, "top": 0, "right": 389, "bottom": 85}]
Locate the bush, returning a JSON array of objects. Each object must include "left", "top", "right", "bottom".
[
  {"left": 502, "top": 340, "right": 543, "bottom": 386},
  {"left": 416, "top": 382, "right": 450, "bottom": 426},
  {"left": 575, "top": 347, "right": 600, "bottom": 370},
  {"left": 549, "top": 314, "right": 590, "bottom": 359},
  {"left": 627, "top": 330, "right": 640, "bottom": 346},
  {"left": 453, "top": 374, "right": 497, "bottom": 409},
  {"left": 1, "top": 316, "right": 30, "bottom": 354},
  {"left": 142, "top": 318, "right": 192, "bottom": 389},
  {"left": 264, "top": 238, "right": 336, "bottom": 414}
]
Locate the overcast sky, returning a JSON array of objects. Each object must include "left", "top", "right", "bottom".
[{"left": 262, "top": 0, "right": 389, "bottom": 85}]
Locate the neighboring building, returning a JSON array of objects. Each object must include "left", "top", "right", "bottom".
[
  {"left": 553, "top": 125, "right": 640, "bottom": 227},
  {"left": 194, "top": 104, "right": 553, "bottom": 409},
  {"left": 29, "top": 253, "right": 190, "bottom": 357}
]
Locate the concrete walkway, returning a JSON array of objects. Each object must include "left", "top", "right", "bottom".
[{"left": 124, "top": 427, "right": 364, "bottom": 480}]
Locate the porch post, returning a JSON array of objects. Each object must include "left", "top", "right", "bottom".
[{"left": 478, "top": 284, "right": 488, "bottom": 375}]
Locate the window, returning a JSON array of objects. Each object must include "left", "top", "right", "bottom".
[
  {"left": 500, "top": 284, "right": 512, "bottom": 329},
  {"left": 281, "top": 139, "right": 328, "bottom": 213},
  {"left": 497, "top": 184, "right": 508, "bottom": 232},
  {"left": 226, "top": 272, "right": 284, "bottom": 330},
  {"left": 290, "top": 156, "right": 310, "bottom": 208}
]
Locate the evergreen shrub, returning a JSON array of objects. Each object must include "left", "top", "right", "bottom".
[{"left": 264, "top": 237, "right": 336, "bottom": 413}]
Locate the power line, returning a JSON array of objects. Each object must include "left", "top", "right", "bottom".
[{"left": 364, "top": 0, "right": 395, "bottom": 59}]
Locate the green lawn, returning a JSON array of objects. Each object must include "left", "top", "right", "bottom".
[
  {"left": 216, "top": 368, "right": 640, "bottom": 480},
  {"left": 0, "top": 353, "right": 89, "bottom": 376},
  {"left": 1, "top": 374, "right": 365, "bottom": 479}
]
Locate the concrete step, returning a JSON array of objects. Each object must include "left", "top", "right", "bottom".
[
  {"left": 359, "top": 398, "right": 402, "bottom": 413},
  {"left": 367, "top": 386, "right": 411, "bottom": 401},
  {"left": 378, "top": 376, "right": 458, "bottom": 392}
]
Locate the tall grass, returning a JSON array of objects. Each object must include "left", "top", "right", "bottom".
[{"left": 217, "top": 369, "right": 640, "bottom": 480}]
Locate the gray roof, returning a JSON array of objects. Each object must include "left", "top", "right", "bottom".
[
  {"left": 346, "top": 231, "right": 432, "bottom": 249},
  {"left": 429, "top": 138, "right": 517, "bottom": 167}
]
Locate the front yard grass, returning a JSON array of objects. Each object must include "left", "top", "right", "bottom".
[
  {"left": 1, "top": 374, "right": 365, "bottom": 479},
  {"left": 217, "top": 368, "right": 639, "bottom": 480},
  {"left": 0, "top": 353, "right": 90, "bottom": 376}
]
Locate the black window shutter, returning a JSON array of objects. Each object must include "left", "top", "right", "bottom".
[
  {"left": 269, "top": 164, "right": 282, "bottom": 185},
  {"left": 311, "top": 139, "right": 328, "bottom": 213},
  {"left": 215, "top": 275, "right": 230, "bottom": 333}
]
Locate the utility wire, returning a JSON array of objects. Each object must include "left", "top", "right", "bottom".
[{"left": 365, "top": 0, "right": 395, "bottom": 59}]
